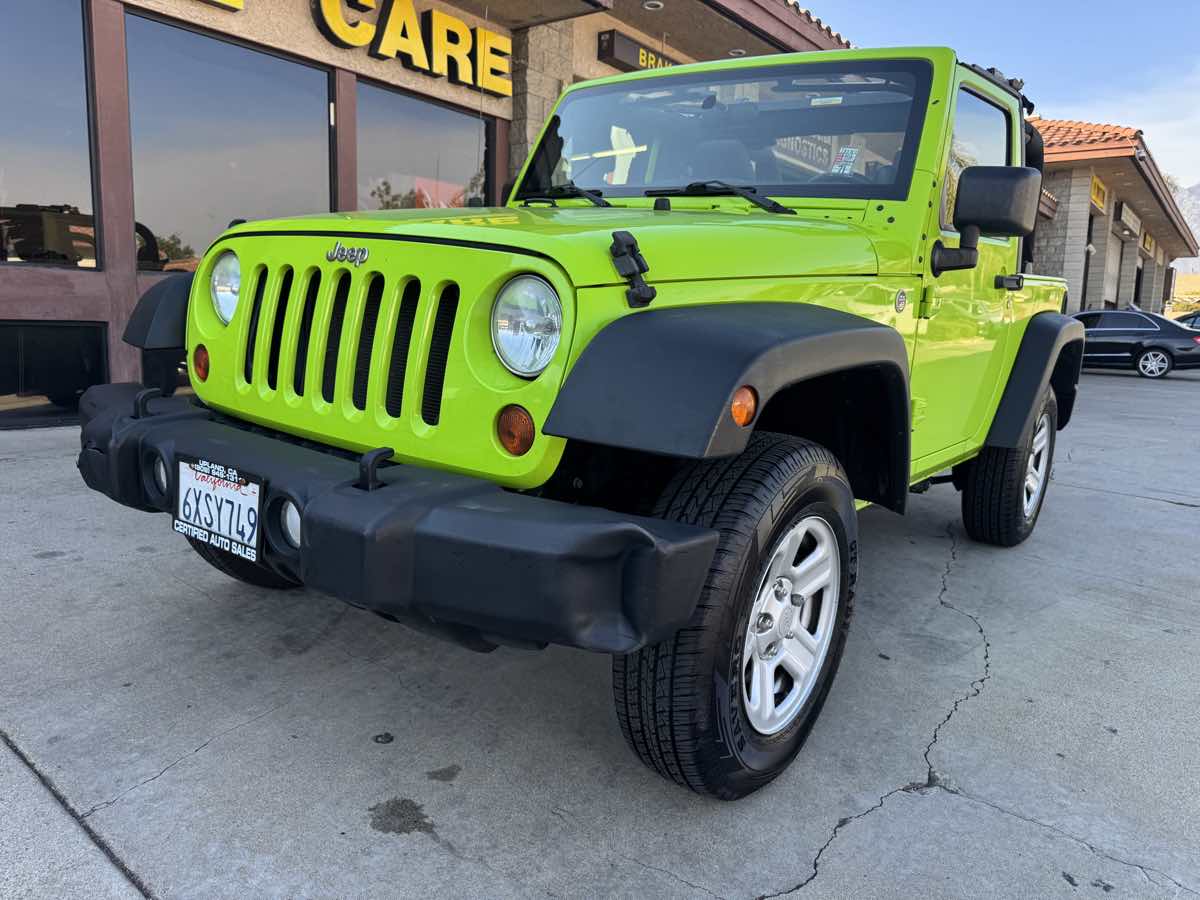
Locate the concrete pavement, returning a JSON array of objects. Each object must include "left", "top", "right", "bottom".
[{"left": 1, "top": 370, "right": 1197, "bottom": 898}]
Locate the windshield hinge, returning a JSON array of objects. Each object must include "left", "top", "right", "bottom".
[{"left": 610, "top": 231, "right": 657, "bottom": 308}]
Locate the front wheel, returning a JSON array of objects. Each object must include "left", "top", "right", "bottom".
[
  {"left": 961, "top": 389, "right": 1058, "bottom": 547},
  {"left": 612, "top": 434, "right": 857, "bottom": 800},
  {"left": 1136, "top": 349, "right": 1172, "bottom": 379}
]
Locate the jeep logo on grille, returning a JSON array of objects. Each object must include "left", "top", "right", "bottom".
[{"left": 326, "top": 241, "right": 369, "bottom": 267}]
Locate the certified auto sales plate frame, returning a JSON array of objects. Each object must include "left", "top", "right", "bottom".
[{"left": 173, "top": 456, "right": 263, "bottom": 563}]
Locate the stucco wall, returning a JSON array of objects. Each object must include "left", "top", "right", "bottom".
[{"left": 120, "top": 0, "right": 513, "bottom": 120}]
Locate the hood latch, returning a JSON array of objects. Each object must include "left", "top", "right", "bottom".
[{"left": 610, "top": 231, "right": 657, "bottom": 308}]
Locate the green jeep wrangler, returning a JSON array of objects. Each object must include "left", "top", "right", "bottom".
[{"left": 78, "top": 47, "right": 1084, "bottom": 799}]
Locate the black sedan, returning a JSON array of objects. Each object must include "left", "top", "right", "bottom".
[{"left": 1073, "top": 309, "right": 1200, "bottom": 378}]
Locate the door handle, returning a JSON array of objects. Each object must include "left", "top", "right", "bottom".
[{"left": 995, "top": 274, "right": 1024, "bottom": 291}]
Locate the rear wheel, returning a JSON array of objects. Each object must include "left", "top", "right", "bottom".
[
  {"left": 186, "top": 538, "right": 299, "bottom": 590},
  {"left": 1136, "top": 349, "right": 1172, "bottom": 379},
  {"left": 612, "top": 433, "right": 857, "bottom": 800},
  {"left": 961, "top": 389, "right": 1057, "bottom": 547}
]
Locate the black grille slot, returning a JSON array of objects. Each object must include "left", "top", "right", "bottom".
[
  {"left": 243, "top": 268, "right": 268, "bottom": 384},
  {"left": 421, "top": 284, "right": 458, "bottom": 426},
  {"left": 266, "top": 267, "right": 293, "bottom": 391},
  {"left": 384, "top": 279, "right": 421, "bottom": 418},
  {"left": 352, "top": 274, "right": 384, "bottom": 411},
  {"left": 293, "top": 270, "right": 322, "bottom": 396},
  {"left": 321, "top": 271, "right": 351, "bottom": 404}
]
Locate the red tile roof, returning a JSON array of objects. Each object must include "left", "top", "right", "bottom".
[{"left": 1027, "top": 117, "right": 1142, "bottom": 161}]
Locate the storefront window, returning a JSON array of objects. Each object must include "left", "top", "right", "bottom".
[
  {"left": 0, "top": 0, "right": 97, "bottom": 268},
  {"left": 126, "top": 16, "right": 331, "bottom": 272},
  {"left": 357, "top": 82, "right": 488, "bottom": 210}
]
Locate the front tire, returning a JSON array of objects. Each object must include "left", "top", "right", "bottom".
[
  {"left": 187, "top": 538, "right": 299, "bottom": 590},
  {"left": 1136, "top": 348, "right": 1172, "bottom": 379},
  {"left": 612, "top": 434, "right": 857, "bottom": 800},
  {"left": 961, "top": 389, "right": 1058, "bottom": 547}
]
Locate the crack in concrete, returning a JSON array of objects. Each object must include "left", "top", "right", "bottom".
[
  {"left": 81, "top": 703, "right": 284, "bottom": 819},
  {"left": 0, "top": 728, "right": 157, "bottom": 899},
  {"left": 619, "top": 853, "right": 729, "bottom": 899},
  {"left": 755, "top": 781, "right": 929, "bottom": 899},
  {"left": 922, "top": 524, "right": 990, "bottom": 786},
  {"left": 758, "top": 522, "right": 1197, "bottom": 898},
  {"left": 944, "top": 785, "right": 1200, "bottom": 897},
  {"left": 1054, "top": 481, "right": 1200, "bottom": 509}
]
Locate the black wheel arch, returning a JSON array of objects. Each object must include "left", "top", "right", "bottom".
[
  {"left": 986, "top": 311, "right": 1084, "bottom": 450},
  {"left": 544, "top": 303, "right": 911, "bottom": 513}
]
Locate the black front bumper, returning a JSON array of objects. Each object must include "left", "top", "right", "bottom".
[{"left": 77, "top": 384, "right": 717, "bottom": 653}]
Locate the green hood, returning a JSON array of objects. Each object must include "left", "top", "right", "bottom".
[{"left": 225, "top": 205, "right": 879, "bottom": 287}]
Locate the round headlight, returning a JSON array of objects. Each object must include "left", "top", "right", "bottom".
[
  {"left": 491, "top": 275, "right": 561, "bottom": 377},
  {"left": 210, "top": 251, "right": 241, "bottom": 324}
]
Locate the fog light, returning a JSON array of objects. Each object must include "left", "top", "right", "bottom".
[
  {"left": 153, "top": 457, "right": 169, "bottom": 495},
  {"left": 193, "top": 344, "right": 210, "bottom": 382},
  {"left": 497, "top": 405, "right": 536, "bottom": 456},
  {"left": 281, "top": 500, "right": 302, "bottom": 549},
  {"left": 730, "top": 385, "right": 757, "bottom": 427}
]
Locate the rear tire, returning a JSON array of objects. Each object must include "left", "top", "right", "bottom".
[
  {"left": 1135, "top": 348, "right": 1172, "bottom": 379},
  {"left": 612, "top": 433, "right": 857, "bottom": 800},
  {"left": 961, "top": 389, "right": 1057, "bottom": 547},
  {"left": 187, "top": 538, "right": 299, "bottom": 589}
]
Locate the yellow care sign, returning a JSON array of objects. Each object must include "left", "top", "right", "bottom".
[{"left": 312, "top": 0, "right": 512, "bottom": 97}]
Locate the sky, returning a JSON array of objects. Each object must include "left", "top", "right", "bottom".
[{"left": 813, "top": 0, "right": 1200, "bottom": 186}]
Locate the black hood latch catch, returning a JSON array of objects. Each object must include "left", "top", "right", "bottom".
[{"left": 610, "top": 231, "right": 657, "bottom": 308}]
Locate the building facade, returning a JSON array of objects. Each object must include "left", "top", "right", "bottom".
[
  {"left": 1030, "top": 118, "right": 1198, "bottom": 314},
  {"left": 0, "top": 0, "right": 846, "bottom": 422}
]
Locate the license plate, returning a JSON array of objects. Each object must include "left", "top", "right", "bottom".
[{"left": 173, "top": 457, "right": 262, "bottom": 563}]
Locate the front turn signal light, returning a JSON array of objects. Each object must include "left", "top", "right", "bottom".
[
  {"left": 497, "top": 405, "right": 536, "bottom": 456},
  {"left": 193, "top": 344, "right": 210, "bottom": 382},
  {"left": 731, "top": 385, "right": 757, "bottom": 427}
]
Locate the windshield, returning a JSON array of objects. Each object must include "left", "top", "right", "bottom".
[{"left": 516, "top": 59, "right": 932, "bottom": 203}]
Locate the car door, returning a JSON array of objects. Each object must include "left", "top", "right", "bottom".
[
  {"left": 1092, "top": 311, "right": 1158, "bottom": 365},
  {"left": 909, "top": 80, "right": 1019, "bottom": 462}
]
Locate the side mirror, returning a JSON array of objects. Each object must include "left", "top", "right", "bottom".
[{"left": 932, "top": 166, "right": 1042, "bottom": 276}]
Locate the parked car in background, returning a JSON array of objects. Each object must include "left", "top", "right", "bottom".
[
  {"left": 1074, "top": 309, "right": 1200, "bottom": 378},
  {"left": 1174, "top": 311, "right": 1200, "bottom": 330}
]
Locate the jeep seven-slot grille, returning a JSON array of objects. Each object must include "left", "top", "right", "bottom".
[{"left": 241, "top": 265, "right": 459, "bottom": 423}]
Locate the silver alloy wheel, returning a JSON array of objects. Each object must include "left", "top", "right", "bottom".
[
  {"left": 1138, "top": 350, "right": 1170, "bottom": 378},
  {"left": 741, "top": 515, "right": 840, "bottom": 736},
  {"left": 1022, "top": 413, "right": 1052, "bottom": 518}
]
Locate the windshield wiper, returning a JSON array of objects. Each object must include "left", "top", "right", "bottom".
[
  {"left": 519, "top": 182, "right": 612, "bottom": 208},
  {"left": 645, "top": 180, "right": 796, "bottom": 215}
]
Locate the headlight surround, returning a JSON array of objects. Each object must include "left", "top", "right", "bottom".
[
  {"left": 490, "top": 275, "right": 562, "bottom": 377},
  {"left": 209, "top": 251, "right": 241, "bottom": 324}
]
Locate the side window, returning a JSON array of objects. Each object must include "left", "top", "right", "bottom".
[
  {"left": 1098, "top": 312, "right": 1154, "bottom": 330},
  {"left": 1077, "top": 313, "right": 1101, "bottom": 329},
  {"left": 1102, "top": 312, "right": 1156, "bottom": 330},
  {"left": 943, "top": 89, "right": 1010, "bottom": 229}
]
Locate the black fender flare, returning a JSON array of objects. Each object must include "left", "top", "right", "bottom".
[
  {"left": 122, "top": 273, "right": 193, "bottom": 350},
  {"left": 544, "top": 303, "right": 911, "bottom": 512},
  {"left": 986, "top": 311, "right": 1084, "bottom": 449}
]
